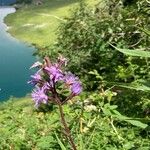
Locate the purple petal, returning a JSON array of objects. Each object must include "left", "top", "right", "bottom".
[
  {"left": 45, "top": 65, "right": 64, "bottom": 82},
  {"left": 71, "top": 82, "right": 82, "bottom": 95},
  {"left": 64, "top": 72, "right": 79, "bottom": 85},
  {"left": 30, "top": 61, "right": 42, "bottom": 69},
  {"left": 31, "top": 86, "right": 48, "bottom": 107},
  {"left": 28, "top": 72, "right": 42, "bottom": 85}
]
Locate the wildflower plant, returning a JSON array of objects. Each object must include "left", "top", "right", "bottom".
[{"left": 28, "top": 55, "right": 82, "bottom": 150}]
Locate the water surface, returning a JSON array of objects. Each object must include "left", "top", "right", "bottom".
[{"left": 0, "top": 7, "right": 35, "bottom": 101}]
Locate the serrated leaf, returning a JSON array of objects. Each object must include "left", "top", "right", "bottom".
[
  {"left": 107, "top": 81, "right": 150, "bottom": 91},
  {"left": 125, "top": 119, "right": 148, "bottom": 129},
  {"left": 116, "top": 83, "right": 150, "bottom": 91},
  {"left": 110, "top": 44, "right": 150, "bottom": 57},
  {"left": 111, "top": 110, "right": 148, "bottom": 129}
]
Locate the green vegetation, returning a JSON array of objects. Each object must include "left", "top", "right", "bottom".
[
  {"left": 0, "top": 94, "right": 149, "bottom": 149},
  {"left": 5, "top": 0, "right": 77, "bottom": 46},
  {"left": 5, "top": 0, "right": 97, "bottom": 47},
  {"left": 1, "top": 0, "right": 150, "bottom": 149}
]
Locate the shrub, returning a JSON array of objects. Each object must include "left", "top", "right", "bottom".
[
  {"left": 55, "top": 0, "right": 149, "bottom": 81},
  {"left": 30, "top": 0, "right": 150, "bottom": 118}
]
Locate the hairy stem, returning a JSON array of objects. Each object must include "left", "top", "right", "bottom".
[
  {"left": 52, "top": 79, "right": 77, "bottom": 150},
  {"left": 58, "top": 102, "right": 77, "bottom": 150}
]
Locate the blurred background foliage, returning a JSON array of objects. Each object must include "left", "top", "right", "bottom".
[{"left": 37, "top": 0, "right": 150, "bottom": 117}]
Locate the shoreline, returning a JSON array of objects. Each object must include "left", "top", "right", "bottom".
[
  {"left": 2, "top": 7, "right": 36, "bottom": 47},
  {"left": 0, "top": 7, "right": 36, "bottom": 101},
  {"left": 0, "top": 7, "right": 16, "bottom": 38},
  {"left": 3, "top": 0, "right": 79, "bottom": 47}
]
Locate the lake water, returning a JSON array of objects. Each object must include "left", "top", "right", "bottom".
[{"left": 0, "top": 7, "right": 36, "bottom": 101}]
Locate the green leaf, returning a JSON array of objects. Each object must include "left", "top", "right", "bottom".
[
  {"left": 116, "top": 82, "right": 150, "bottom": 91},
  {"left": 111, "top": 109, "right": 148, "bottom": 129},
  {"left": 108, "top": 105, "right": 118, "bottom": 110},
  {"left": 125, "top": 119, "right": 148, "bottom": 129},
  {"left": 110, "top": 44, "right": 150, "bottom": 57},
  {"left": 106, "top": 81, "right": 150, "bottom": 91},
  {"left": 55, "top": 133, "right": 67, "bottom": 150},
  {"left": 112, "top": 110, "right": 127, "bottom": 119},
  {"left": 78, "top": 134, "right": 84, "bottom": 150},
  {"left": 139, "top": 28, "right": 150, "bottom": 36},
  {"left": 102, "top": 108, "right": 112, "bottom": 116}
]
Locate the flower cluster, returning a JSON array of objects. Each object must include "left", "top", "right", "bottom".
[{"left": 28, "top": 56, "right": 82, "bottom": 107}]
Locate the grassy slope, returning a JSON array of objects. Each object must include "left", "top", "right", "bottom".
[
  {"left": 5, "top": 0, "right": 98, "bottom": 47},
  {"left": 0, "top": 97, "right": 83, "bottom": 149},
  {"left": 0, "top": 97, "right": 149, "bottom": 149},
  {"left": 0, "top": 97, "right": 60, "bottom": 148}
]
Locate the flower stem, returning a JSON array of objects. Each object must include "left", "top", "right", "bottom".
[
  {"left": 58, "top": 103, "right": 77, "bottom": 150},
  {"left": 52, "top": 79, "right": 77, "bottom": 150}
]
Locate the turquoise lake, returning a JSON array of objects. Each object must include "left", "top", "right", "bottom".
[{"left": 0, "top": 7, "right": 36, "bottom": 101}]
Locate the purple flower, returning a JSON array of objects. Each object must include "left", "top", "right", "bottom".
[
  {"left": 28, "top": 72, "right": 42, "bottom": 85},
  {"left": 71, "top": 82, "right": 82, "bottom": 95},
  {"left": 43, "top": 81, "right": 53, "bottom": 90},
  {"left": 31, "top": 86, "right": 48, "bottom": 107},
  {"left": 64, "top": 72, "right": 82, "bottom": 96},
  {"left": 30, "top": 61, "right": 42, "bottom": 69},
  {"left": 64, "top": 72, "right": 79, "bottom": 85},
  {"left": 45, "top": 65, "right": 64, "bottom": 82},
  {"left": 29, "top": 56, "right": 83, "bottom": 107}
]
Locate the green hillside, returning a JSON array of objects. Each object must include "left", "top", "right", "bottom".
[{"left": 5, "top": 0, "right": 98, "bottom": 47}]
